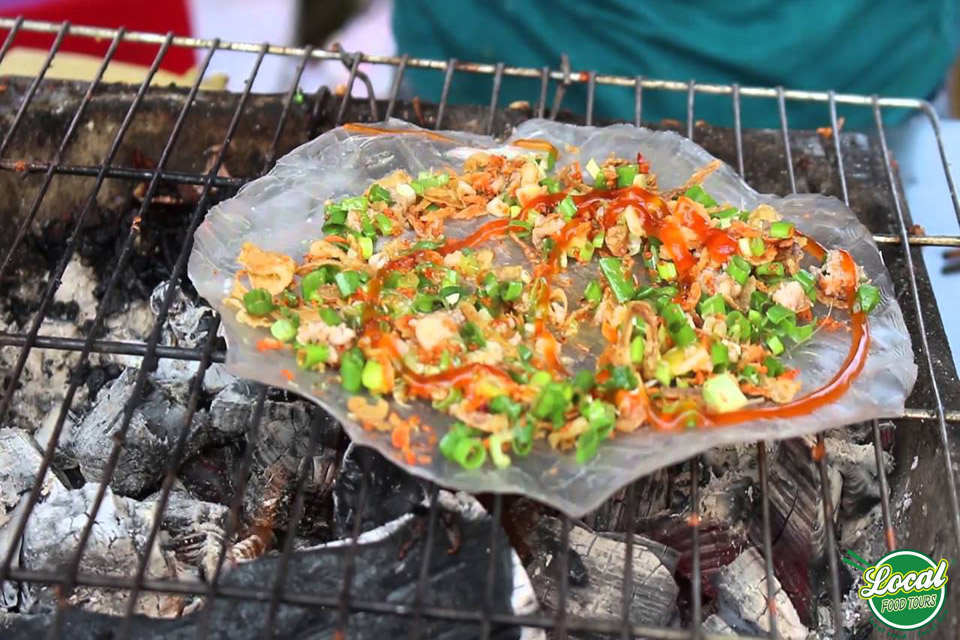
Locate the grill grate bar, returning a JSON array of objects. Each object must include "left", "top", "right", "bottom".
[
  {"left": 195, "top": 386, "right": 269, "bottom": 639},
  {"left": 0, "top": 15, "right": 23, "bottom": 64},
  {"left": 385, "top": 53, "right": 409, "bottom": 119},
  {"left": 334, "top": 449, "right": 373, "bottom": 636},
  {"left": 117, "top": 314, "right": 224, "bottom": 638},
  {"left": 486, "top": 62, "right": 505, "bottom": 135},
  {"left": 873, "top": 97, "right": 960, "bottom": 552},
  {"left": 775, "top": 94, "right": 847, "bottom": 633},
  {"left": 554, "top": 516, "right": 573, "bottom": 640},
  {"left": 586, "top": 70, "right": 597, "bottom": 125},
  {"left": 536, "top": 66, "right": 549, "bottom": 118},
  {"left": 263, "top": 46, "right": 314, "bottom": 169},
  {"left": 336, "top": 51, "right": 364, "bottom": 125},
  {"left": 756, "top": 445, "right": 780, "bottom": 639},
  {"left": 620, "top": 483, "right": 637, "bottom": 640},
  {"left": 480, "top": 494, "right": 505, "bottom": 640},
  {"left": 4, "top": 565, "right": 762, "bottom": 640},
  {"left": 0, "top": 28, "right": 123, "bottom": 280},
  {"left": 409, "top": 485, "right": 442, "bottom": 640},
  {"left": 50, "top": 40, "right": 267, "bottom": 640},
  {"left": 435, "top": 58, "right": 457, "bottom": 129},
  {"left": 920, "top": 103, "right": 960, "bottom": 224},
  {"left": 634, "top": 75, "right": 644, "bottom": 127},
  {"left": 0, "top": 21, "right": 68, "bottom": 157},
  {"left": 261, "top": 410, "right": 330, "bottom": 640},
  {"left": 0, "top": 33, "right": 210, "bottom": 585}
]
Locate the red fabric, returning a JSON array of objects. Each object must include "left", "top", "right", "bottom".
[{"left": 0, "top": 0, "right": 195, "bottom": 74}]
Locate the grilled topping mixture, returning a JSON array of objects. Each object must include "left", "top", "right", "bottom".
[{"left": 228, "top": 146, "right": 879, "bottom": 469}]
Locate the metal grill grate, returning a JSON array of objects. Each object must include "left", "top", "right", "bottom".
[{"left": 0, "top": 17, "right": 957, "bottom": 639}]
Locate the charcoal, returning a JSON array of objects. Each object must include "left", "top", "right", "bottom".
[
  {"left": 60, "top": 368, "right": 211, "bottom": 497},
  {"left": 333, "top": 443, "right": 427, "bottom": 538},
  {"left": 178, "top": 443, "right": 242, "bottom": 504},
  {"left": 712, "top": 547, "right": 809, "bottom": 639},
  {"left": 523, "top": 516, "right": 679, "bottom": 631},
  {"left": 0, "top": 494, "right": 537, "bottom": 640},
  {"left": 824, "top": 437, "right": 893, "bottom": 516},
  {"left": 702, "top": 613, "right": 736, "bottom": 634}
]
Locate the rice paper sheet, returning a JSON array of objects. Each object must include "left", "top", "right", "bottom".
[{"left": 188, "top": 119, "right": 917, "bottom": 517}]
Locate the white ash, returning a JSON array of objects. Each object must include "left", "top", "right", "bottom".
[
  {"left": 526, "top": 517, "right": 679, "bottom": 628},
  {"left": 53, "top": 257, "right": 98, "bottom": 324},
  {"left": 0, "top": 428, "right": 67, "bottom": 612},
  {"left": 702, "top": 613, "right": 736, "bottom": 635},
  {"left": 56, "top": 367, "right": 212, "bottom": 497},
  {"left": 824, "top": 438, "right": 893, "bottom": 514},
  {"left": 712, "top": 546, "right": 809, "bottom": 639}
]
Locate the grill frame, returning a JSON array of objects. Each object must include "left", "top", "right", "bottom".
[{"left": 0, "top": 16, "right": 956, "bottom": 640}]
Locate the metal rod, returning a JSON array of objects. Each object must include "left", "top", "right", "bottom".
[
  {"left": 920, "top": 101, "right": 960, "bottom": 225},
  {"left": 409, "top": 485, "right": 442, "bottom": 639},
  {"left": 336, "top": 51, "right": 363, "bottom": 125},
  {"left": 634, "top": 75, "right": 644, "bottom": 127},
  {"left": 536, "top": 66, "right": 549, "bottom": 118},
  {"left": 690, "top": 457, "right": 702, "bottom": 639},
  {"left": 872, "top": 96, "right": 960, "bottom": 552},
  {"left": 732, "top": 84, "right": 745, "bottom": 178},
  {"left": 756, "top": 444, "right": 780, "bottom": 639},
  {"left": 777, "top": 87, "right": 797, "bottom": 193},
  {"left": 621, "top": 483, "right": 637, "bottom": 640},
  {"left": 486, "top": 62, "right": 505, "bottom": 135},
  {"left": 872, "top": 421, "right": 897, "bottom": 552},
  {"left": 585, "top": 70, "right": 596, "bottom": 125},
  {"left": 480, "top": 495, "right": 505, "bottom": 640},
  {"left": 0, "top": 21, "right": 69, "bottom": 158},
  {"left": 815, "top": 434, "right": 846, "bottom": 636},
  {"left": 554, "top": 516, "right": 572, "bottom": 640},
  {"left": 334, "top": 449, "right": 374, "bottom": 636},
  {"left": 385, "top": 53, "right": 409, "bottom": 120},
  {"left": 827, "top": 91, "right": 849, "bottom": 204},
  {"left": 0, "top": 16, "right": 25, "bottom": 65},
  {"left": 435, "top": 58, "right": 457, "bottom": 129}
]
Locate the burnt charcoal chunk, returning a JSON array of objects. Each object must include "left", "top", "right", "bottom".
[
  {"left": 333, "top": 444, "right": 427, "bottom": 538},
  {"left": 524, "top": 517, "right": 679, "bottom": 631},
  {"left": 1, "top": 504, "right": 524, "bottom": 639}
]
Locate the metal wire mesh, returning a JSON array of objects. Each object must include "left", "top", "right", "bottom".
[{"left": 0, "top": 17, "right": 956, "bottom": 640}]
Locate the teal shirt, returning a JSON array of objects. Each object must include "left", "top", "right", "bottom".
[{"left": 393, "top": 1, "right": 956, "bottom": 129}]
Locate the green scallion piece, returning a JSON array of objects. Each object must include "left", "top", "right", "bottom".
[
  {"left": 794, "top": 270, "right": 817, "bottom": 299},
  {"left": 334, "top": 271, "right": 363, "bottom": 298},
  {"left": 698, "top": 293, "right": 726, "bottom": 317},
  {"left": 270, "top": 317, "right": 298, "bottom": 343},
  {"left": 710, "top": 207, "right": 741, "bottom": 220},
  {"left": 325, "top": 203, "right": 347, "bottom": 224},
  {"left": 413, "top": 294, "right": 441, "bottom": 313},
  {"left": 599, "top": 257, "right": 635, "bottom": 303},
  {"left": 766, "top": 335, "right": 785, "bottom": 356},
  {"left": 584, "top": 280, "right": 603, "bottom": 303},
  {"left": 368, "top": 183, "right": 393, "bottom": 204},
  {"left": 616, "top": 164, "right": 638, "bottom": 187},
  {"left": 765, "top": 304, "right": 796, "bottom": 326},
  {"left": 301, "top": 270, "right": 326, "bottom": 303},
  {"left": 339, "top": 348, "right": 365, "bottom": 393},
  {"left": 489, "top": 431, "right": 512, "bottom": 469},
  {"left": 432, "top": 388, "right": 462, "bottom": 411},
  {"left": 769, "top": 221, "right": 795, "bottom": 239},
  {"left": 573, "top": 370, "right": 595, "bottom": 393},
  {"left": 557, "top": 195, "right": 577, "bottom": 220},
  {"left": 684, "top": 185, "right": 718, "bottom": 208},
  {"left": 657, "top": 261, "right": 678, "bottom": 281},
  {"left": 341, "top": 195, "right": 368, "bottom": 212},
  {"left": 727, "top": 255, "right": 751, "bottom": 285},
  {"left": 453, "top": 437, "right": 487, "bottom": 469},
  {"left": 489, "top": 395, "right": 522, "bottom": 422},
  {"left": 763, "top": 355, "right": 785, "bottom": 377},
  {"left": 439, "top": 421, "right": 470, "bottom": 459},
  {"left": 711, "top": 341, "right": 729, "bottom": 368},
  {"left": 630, "top": 335, "right": 645, "bottom": 363},
  {"left": 242, "top": 288, "right": 276, "bottom": 316},
  {"left": 673, "top": 324, "right": 697, "bottom": 348},
  {"left": 411, "top": 238, "right": 446, "bottom": 252},
  {"left": 575, "top": 429, "right": 600, "bottom": 464},
  {"left": 540, "top": 177, "right": 562, "bottom": 194},
  {"left": 749, "top": 236, "right": 766, "bottom": 257},
  {"left": 361, "top": 359, "right": 386, "bottom": 393},
  {"left": 374, "top": 213, "right": 393, "bottom": 235},
  {"left": 512, "top": 421, "right": 534, "bottom": 456},
  {"left": 296, "top": 344, "right": 329, "bottom": 370},
  {"left": 459, "top": 322, "right": 486, "bottom": 348},
  {"left": 856, "top": 283, "right": 880, "bottom": 313},
  {"left": 358, "top": 236, "right": 374, "bottom": 260},
  {"left": 755, "top": 262, "right": 785, "bottom": 278},
  {"left": 501, "top": 281, "right": 523, "bottom": 302}
]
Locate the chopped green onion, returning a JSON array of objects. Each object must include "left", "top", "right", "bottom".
[
  {"left": 242, "top": 289, "right": 276, "bottom": 316},
  {"left": 557, "top": 195, "right": 577, "bottom": 220},
  {"left": 361, "top": 359, "right": 386, "bottom": 393},
  {"left": 512, "top": 421, "right": 534, "bottom": 456},
  {"left": 573, "top": 370, "right": 596, "bottom": 393},
  {"left": 489, "top": 395, "right": 522, "bottom": 422},
  {"left": 748, "top": 309, "right": 765, "bottom": 327},
  {"left": 270, "top": 317, "right": 298, "bottom": 343},
  {"left": 325, "top": 203, "right": 347, "bottom": 224},
  {"left": 489, "top": 431, "right": 512, "bottom": 469},
  {"left": 630, "top": 335, "right": 645, "bottom": 363},
  {"left": 769, "top": 221, "right": 795, "bottom": 239},
  {"left": 358, "top": 236, "right": 374, "bottom": 260},
  {"left": 710, "top": 207, "right": 741, "bottom": 220},
  {"left": 374, "top": 213, "right": 393, "bottom": 235},
  {"left": 785, "top": 321, "right": 815, "bottom": 344},
  {"left": 439, "top": 285, "right": 462, "bottom": 306},
  {"left": 575, "top": 429, "right": 600, "bottom": 464},
  {"left": 766, "top": 335, "right": 785, "bottom": 356},
  {"left": 726, "top": 310, "right": 752, "bottom": 343},
  {"left": 439, "top": 422, "right": 470, "bottom": 459},
  {"left": 412, "top": 238, "right": 446, "bottom": 252},
  {"left": 599, "top": 257, "right": 635, "bottom": 303},
  {"left": 657, "top": 261, "right": 678, "bottom": 281},
  {"left": 334, "top": 271, "right": 363, "bottom": 298},
  {"left": 578, "top": 243, "right": 595, "bottom": 262},
  {"left": 584, "top": 280, "right": 603, "bottom": 303},
  {"left": 339, "top": 348, "right": 365, "bottom": 393},
  {"left": 296, "top": 344, "right": 329, "bottom": 370},
  {"left": 301, "top": 269, "right": 330, "bottom": 303},
  {"left": 794, "top": 270, "right": 817, "bottom": 299},
  {"left": 749, "top": 236, "right": 766, "bottom": 257},
  {"left": 750, "top": 290, "right": 771, "bottom": 311},
  {"left": 727, "top": 255, "right": 751, "bottom": 285},
  {"left": 655, "top": 360, "right": 672, "bottom": 387},
  {"left": 763, "top": 355, "right": 785, "bottom": 377},
  {"left": 432, "top": 388, "right": 462, "bottom": 411},
  {"left": 711, "top": 341, "right": 729, "bottom": 368},
  {"left": 341, "top": 196, "right": 368, "bottom": 212},
  {"left": 452, "top": 437, "right": 486, "bottom": 469},
  {"left": 509, "top": 219, "right": 533, "bottom": 237},
  {"left": 540, "top": 177, "right": 562, "bottom": 194},
  {"left": 765, "top": 304, "right": 796, "bottom": 326},
  {"left": 592, "top": 232, "right": 605, "bottom": 248},
  {"left": 601, "top": 365, "right": 638, "bottom": 392},
  {"left": 396, "top": 271, "right": 419, "bottom": 289},
  {"left": 583, "top": 400, "right": 615, "bottom": 437},
  {"left": 660, "top": 303, "right": 687, "bottom": 330},
  {"left": 529, "top": 370, "right": 553, "bottom": 387},
  {"left": 413, "top": 293, "right": 441, "bottom": 313},
  {"left": 684, "top": 185, "right": 718, "bottom": 208},
  {"left": 368, "top": 184, "right": 393, "bottom": 204},
  {"left": 698, "top": 293, "right": 726, "bottom": 317},
  {"left": 673, "top": 324, "right": 697, "bottom": 348},
  {"left": 459, "top": 322, "right": 486, "bottom": 348},
  {"left": 616, "top": 164, "right": 638, "bottom": 187},
  {"left": 741, "top": 364, "right": 760, "bottom": 385},
  {"left": 755, "top": 262, "right": 785, "bottom": 278},
  {"left": 501, "top": 281, "right": 523, "bottom": 302},
  {"left": 856, "top": 283, "right": 880, "bottom": 313},
  {"left": 411, "top": 172, "right": 450, "bottom": 194}
]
